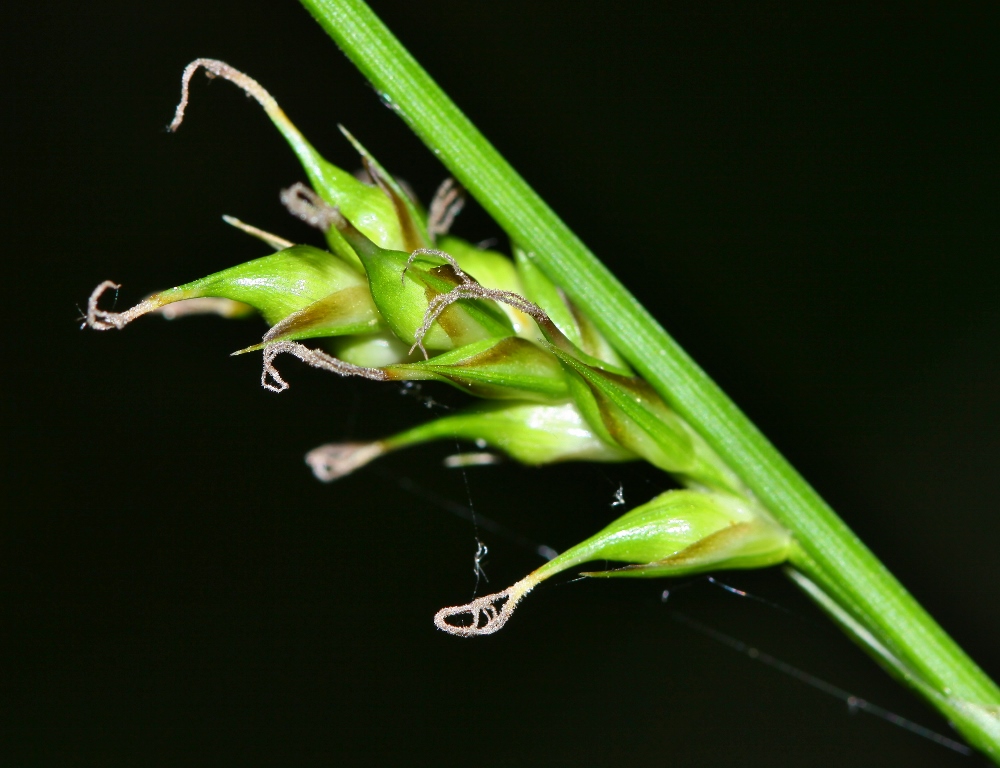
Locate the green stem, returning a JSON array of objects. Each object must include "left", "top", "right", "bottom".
[{"left": 298, "top": 0, "right": 1000, "bottom": 758}]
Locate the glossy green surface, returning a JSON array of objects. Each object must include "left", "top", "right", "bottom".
[
  {"left": 343, "top": 227, "right": 512, "bottom": 351},
  {"left": 384, "top": 401, "right": 635, "bottom": 466},
  {"left": 160, "top": 244, "right": 364, "bottom": 325},
  {"left": 386, "top": 337, "right": 568, "bottom": 402},
  {"left": 533, "top": 491, "right": 789, "bottom": 581},
  {"left": 298, "top": 0, "right": 1000, "bottom": 758}
]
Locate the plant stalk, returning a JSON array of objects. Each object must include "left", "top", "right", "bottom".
[{"left": 298, "top": 0, "right": 1000, "bottom": 757}]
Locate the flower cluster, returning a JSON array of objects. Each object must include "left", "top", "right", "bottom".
[{"left": 86, "top": 60, "right": 790, "bottom": 635}]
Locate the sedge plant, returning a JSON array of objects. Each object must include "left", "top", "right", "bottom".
[{"left": 81, "top": 1, "right": 1000, "bottom": 761}]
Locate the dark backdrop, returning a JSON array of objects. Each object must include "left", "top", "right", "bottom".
[{"left": 4, "top": 2, "right": 999, "bottom": 766}]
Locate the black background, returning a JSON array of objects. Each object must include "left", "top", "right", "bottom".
[{"left": 4, "top": 2, "right": 1000, "bottom": 765}]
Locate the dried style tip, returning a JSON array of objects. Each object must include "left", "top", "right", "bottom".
[
  {"left": 260, "top": 340, "right": 388, "bottom": 392},
  {"left": 433, "top": 578, "right": 536, "bottom": 637},
  {"left": 427, "top": 178, "right": 465, "bottom": 239},
  {"left": 85, "top": 281, "right": 161, "bottom": 330},
  {"left": 305, "top": 441, "right": 386, "bottom": 482},
  {"left": 280, "top": 183, "right": 344, "bottom": 232},
  {"left": 404, "top": 249, "right": 549, "bottom": 359},
  {"left": 171, "top": 60, "right": 405, "bottom": 252},
  {"left": 169, "top": 58, "right": 281, "bottom": 133}
]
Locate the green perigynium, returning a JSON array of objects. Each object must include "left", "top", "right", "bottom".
[
  {"left": 84, "top": 59, "right": 790, "bottom": 636},
  {"left": 434, "top": 490, "right": 790, "bottom": 636},
  {"left": 305, "top": 402, "right": 636, "bottom": 483}
]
